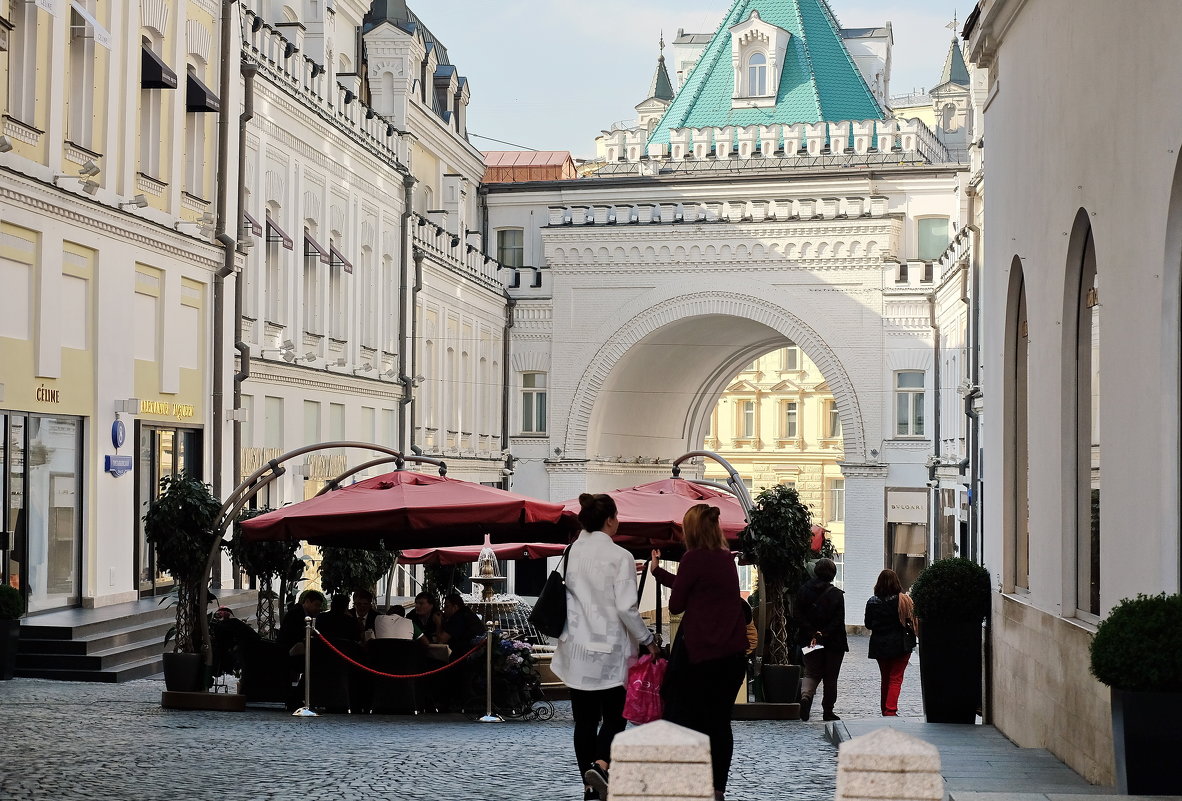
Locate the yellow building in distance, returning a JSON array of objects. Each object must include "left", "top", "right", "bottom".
[{"left": 701, "top": 344, "right": 846, "bottom": 583}]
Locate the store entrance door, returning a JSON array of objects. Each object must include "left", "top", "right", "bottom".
[
  {"left": 136, "top": 424, "right": 203, "bottom": 597},
  {"left": 3, "top": 414, "right": 26, "bottom": 603}
]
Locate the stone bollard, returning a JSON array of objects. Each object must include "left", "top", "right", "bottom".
[
  {"left": 608, "top": 719, "right": 713, "bottom": 801},
  {"left": 835, "top": 727, "right": 943, "bottom": 801}
]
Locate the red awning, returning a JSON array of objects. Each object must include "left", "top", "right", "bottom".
[{"left": 239, "top": 470, "right": 576, "bottom": 548}]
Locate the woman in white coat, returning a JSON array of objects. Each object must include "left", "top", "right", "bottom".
[{"left": 552, "top": 493, "right": 659, "bottom": 801}]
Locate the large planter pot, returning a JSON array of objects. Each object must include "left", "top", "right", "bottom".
[
  {"left": 0, "top": 619, "right": 19, "bottom": 680},
  {"left": 162, "top": 652, "right": 205, "bottom": 692},
  {"left": 917, "top": 618, "right": 981, "bottom": 723},
  {"left": 761, "top": 663, "right": 801, "bottom": 704},
  {"left": 1112, "top": 688, "right": 1182, "bottom": 795}
]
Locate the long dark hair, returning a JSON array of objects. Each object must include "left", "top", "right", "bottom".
[
  {"left": 874, "top": 569, "right": 903, "bottom": 598},
  {"left": 577, "top": 493, "right": 617, "bottom": 532}
]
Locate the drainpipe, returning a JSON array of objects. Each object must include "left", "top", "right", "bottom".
[
  {"left": 397, "top": 174, "right": 416, "bottom": 453},
  {"left": 501, "top": 290, "right": 516, "bottom": 490},
  {"left": 964, "top": 219, "right": 982, "bottom": 562},
  {"left": 211, "top": 0, "right": 240, "bottom": 591},
  {"left": 406, "top": 247, "right": 424, "bottom": 451},
  {"left": 929, "top": 292, "right": 942, "bottom": 560},
  {"left": 233, "top": 63, "right": 257, "bottom": 526}
]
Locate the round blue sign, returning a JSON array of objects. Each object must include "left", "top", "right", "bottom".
[{"left": 111, "top": 419, "right": 126, "bottom": 450}]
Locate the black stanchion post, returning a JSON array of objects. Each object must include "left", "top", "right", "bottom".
[
  {"left": 479, "top": 620, "right": 502, "bottom": 723},
  {"left": 293, "top": 616, "right": 319, "bottom": 717}
]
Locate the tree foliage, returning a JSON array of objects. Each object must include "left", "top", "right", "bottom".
[
  {"left": 319, "top": 546, "right": 396, "bottom": 596},
  {"left": 226, "top": 507, "right": 297, "bottom": 641},
  {"left": 738, "top": 484, "right": 814, "bottom": 665},
  {"left": 1090, "top": 593, "right": 1182, "bottom": 692}
]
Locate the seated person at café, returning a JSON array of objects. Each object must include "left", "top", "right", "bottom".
[
  {"left": 438, "top": 592, "right": 484, "bottom": 660},
  {"left": 408, "top": 592, "right": 442, "bottom": 641},
  {"left": 279, "top": 590, "right": 326, "bottom": 653},
  {"left": 373, "top": 605, "right": 418, "bottom": 640},
  {"left": 350, "top": 589, "right": 379, "bottom": 639},
  {"left": 316, "top": 594, "right": 362, "bottom": 643}
]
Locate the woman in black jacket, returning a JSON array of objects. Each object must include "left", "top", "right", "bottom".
[
  {"left": 794, "top": 558, "right": 847, "bottom": 721},
  {"left": 864, "top": 568, "right": 916, "bottom": 716}
]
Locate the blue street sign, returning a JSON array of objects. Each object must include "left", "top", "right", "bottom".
[
  {"left": 105, "top": 455, "right": 133, "bottom": 477},
  {"left": 111, "top": 419, "right": 126, "bottom": 450}
]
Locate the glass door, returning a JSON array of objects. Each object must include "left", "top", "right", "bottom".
[
  {"left": 26, "top": 416, "right": 82, "bottom": 612},
  {"left": 136, "top": 424, "right": 203, "bottom": 596},
  {"left": 5, "top": 414, "right": 27, "bottom": 604}
]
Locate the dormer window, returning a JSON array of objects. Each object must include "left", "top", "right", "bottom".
[
  {"left": 730, "top": 10, "right": 790, "bottom": 108},
  {"left": 748, "top": 52, "right": 767, "bottom": 96}
]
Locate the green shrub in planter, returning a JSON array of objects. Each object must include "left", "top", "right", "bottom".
[
  {"left": 1090, "top": 593, "right": 1182, "bottom": 692},
  {"left": 909, "top": 557, "right": 990, "bottom": 723},
  {"left": 910, "top": 557, "right": 991, "bottom": 625},
  {"left": 0, "top": 584, "right": 25, "bottom": 620},
  {"left": 1089, "top": 592, "right": 1182, "bottom": 794}
]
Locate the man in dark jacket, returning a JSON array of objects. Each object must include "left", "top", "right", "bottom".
[{"left": 793, "top": 558, "right": 847, "bottom": 721}]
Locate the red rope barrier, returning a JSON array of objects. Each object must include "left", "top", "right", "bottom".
[{"left": 312, "top": 631, "right": 487, "bottom": 679}]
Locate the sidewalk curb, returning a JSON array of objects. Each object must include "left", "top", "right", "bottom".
[{"left": 825, "top": 720, "right": 851, "bottom": 746}]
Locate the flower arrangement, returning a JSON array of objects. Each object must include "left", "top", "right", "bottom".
[{"left": 470, "top": 631, "right": 544, "bottom": 715}]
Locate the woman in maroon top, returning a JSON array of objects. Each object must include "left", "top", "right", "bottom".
[{"left": 650, "top": 504, "right": 748, "bottom": 801}]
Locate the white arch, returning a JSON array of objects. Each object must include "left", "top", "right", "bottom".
[{"left": 563, "top": 291, "right": 867, "bottom": 460}]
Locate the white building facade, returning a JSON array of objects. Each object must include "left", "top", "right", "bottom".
[
  {"left": 488, "top": 0, "right": 972, "bottom": 621},
  {"left": 966, "top": 0, "right": 1181, "bottom": 784}
]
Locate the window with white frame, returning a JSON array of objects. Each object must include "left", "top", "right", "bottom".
[
  {"left": 361, "top": 246, "right": 376, "bottom": 348},
  {"left": 895, "top": 371, "right": 925, "bottom": 437},
  {"left": 918, "top": 217, "right": 951, "bottom": 261},
  {"left": 265, "top": 224, "right": 282, "bottom": 324},
  {"left": 68, "top": 2, "right": 97, "bottom": 149},
  {"left": 328, "top": 239, "right": 346, "bottom": 340},
  {"left": 9, "top": 1, "right": 39, "bottom": 125},
  {"left": 782, "top": 343, "right": 799, "bottom": 370},
  {"left": 303, "top": 238, "right": 322, "bottom": 335},
  {"left": 782, "top": 400, "right": 798, "bottom": 438},
  {"left": 521, "top": 372, "right": 547, "bottom": 433},
  {"left": 747, "top": 52, "right": 768, "bottom": 96},
  {"left": 139, "top": 35, "right": 164, "bottom": 179},
  {"left": 497, "top": 228, "right": 524, "bottom": 268},
  {"left": 826, "top": 401, "right": 842, "bottom": 438},
  {"left": 739, "top": 400, "right": 756, "bottom": 438},
  {"left": 184, "top": 65, "right": 208, "bottom": 198},
  {"left": 828, "top": 478, "right": 845, "bottom": 522}
]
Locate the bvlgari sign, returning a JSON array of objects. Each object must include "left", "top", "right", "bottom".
[{"left": 886, "top": 490, "right": 928, "bottom": 524}]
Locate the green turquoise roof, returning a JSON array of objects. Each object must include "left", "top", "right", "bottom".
[
  {"left": 936, "top": 38, "right": 970, "bottom": 88},
  {"left": 649, "top": 0, "right": 884, "bottom": 146},
  {"left": 648, "top": 54, "right": 675, "bottom": 102}
]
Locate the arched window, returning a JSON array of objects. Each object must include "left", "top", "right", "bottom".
[
  {"left": 1009, "top": 257, "right": 1030, "bottom": 591},
  {"left": 747, "top": 52, "right": 768, "bottom": 96},
  {"left": 1072, "top": 223, "right": 1101, "bottom": 616}
]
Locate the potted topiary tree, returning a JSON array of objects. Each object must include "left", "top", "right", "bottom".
[
  {"left": 226, "top": 507, "right": 297, "bottom": 641},
  {"left": 318, "top": 546, "right": 396, "bottom": 597},
  {"left": 1089, "top": 592, "right": 1182, "bottom": 795},
  {"left": 0, "top": 584, "right": 25, "bottom": 680},
  {"left": 909, "top": 557, "right": 991, "bottom": 723},
  {"left": 143, "top": 473, "right": 220, "bottom": 692},
  {"left": 738, "top": 484, "right": 815, "bottom": 704}
]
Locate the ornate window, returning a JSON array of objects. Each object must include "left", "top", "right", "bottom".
[
  {"left": 521, "top": 372, "right": 547, "bottom": 434},
  {"left": 747, "top": 52, "right": 767, "bottom": 96},
  {"left": 895, "top": 372, "right": 925, "bottom": 437},
  {"left": 729, "top": 11, "right": 790, "bottom": 107}
]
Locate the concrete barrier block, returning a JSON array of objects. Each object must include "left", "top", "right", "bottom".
[
  {"left": 835, "top": 727, "right": 944, "bottom": 801},
  {"left": 610, "top": 720, "right": 714, "bottom": 800}
]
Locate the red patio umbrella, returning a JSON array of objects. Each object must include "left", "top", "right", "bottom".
[
  {"left": 239, "top": 470, "right": 576, "bottom": 548},
  {"left": 398, "top": 541, "right": 567, "bottom": 566}
]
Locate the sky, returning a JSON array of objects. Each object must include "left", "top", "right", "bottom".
[{"left": 424, "top": 0, "right": 970, "bottom": 159}]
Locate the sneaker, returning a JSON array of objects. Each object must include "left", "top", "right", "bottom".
[
  {"left": 584, "top": 764, "right": 609, "bottom": 799},
  {"left": 799, "top": 695, "right": 813, "bottom": 721},
  {"left": 823, "top": 711, "right": 841, "bottom": 721}
]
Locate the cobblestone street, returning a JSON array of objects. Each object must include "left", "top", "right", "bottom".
[{"left": 0, "top": 635, "right": 921, "bottom": 801}]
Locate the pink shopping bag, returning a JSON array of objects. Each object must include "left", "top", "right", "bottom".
[{"left": 623, "top": 654, "right": 667, "bottom": 724}]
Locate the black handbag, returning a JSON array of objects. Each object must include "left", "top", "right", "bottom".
[
  {"left": 529, "top": 544, "right": 572, "bottom": 638},
  {"left": 904, "top": 622, "right": 918, "bottom": 652}
]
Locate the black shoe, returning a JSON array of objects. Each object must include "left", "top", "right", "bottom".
[
  {"left": 583, "top": 787, "right": 600, "bottom": 801},
  {"left": 584, "top": 764, "right": 609, "bottom": 799},
  {"left": 799, "top": 695, "right": 813, "bottom": 721},
  {"left": 823, "top": 711, "right": 841, "bottom": 721}
]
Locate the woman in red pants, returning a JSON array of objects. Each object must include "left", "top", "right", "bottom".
[{"left": 864, "top": 569, "right": 916, "bottom": 716}]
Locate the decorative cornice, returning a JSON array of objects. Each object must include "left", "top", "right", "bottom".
[
  {"left": 0, "top": 171, "right": 223, "bottom": 270},
  {"left": 838, "top": 462, "right": 890, "bottom": 479},
  {"left": 246, "top": 363, "right": 404, "bottom": 399}
]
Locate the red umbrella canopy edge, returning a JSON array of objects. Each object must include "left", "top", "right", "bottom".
[{"left": 239, "top": 471, "right": 576, "bottom": 548}]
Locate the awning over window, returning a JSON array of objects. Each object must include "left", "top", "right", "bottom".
[
  {"left": 186, "top": 70, "right": 220, "bottom": 113},
  {"left": 243, "top": 210, "right": 263, "bottom": 238},
  {"left": 329, "top": 244, "right": 353, "bottom": 274},
  {"left": 70, "top": 1, "right": 112, "bottom": 49},
  {"left": 304, "top": 229, "right": 330, "bottom": 264},
  {"left": 141, "top": 44, "right": 177, "bottom": 90},
  {"left": 265, "top": 213, "right": 294, "bottom": 250}
]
